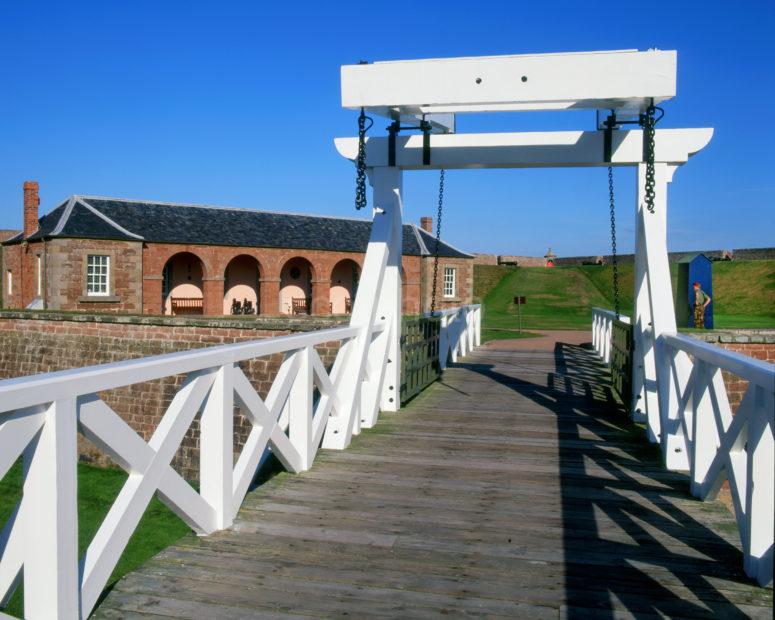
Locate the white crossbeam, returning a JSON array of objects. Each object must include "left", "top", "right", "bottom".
[
  {"left": 334, "top": 129, "right": 713, "bottom": 170},
  {"left": 342, "top": 49, "right": 676, "bottom": 118}
]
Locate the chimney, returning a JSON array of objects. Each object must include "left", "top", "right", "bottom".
[
  {"left": 420, "top": 216, "right": 433, "bottom": 234},
  {"left": 23, "top": 180, "right": 40, "bottom": 238}
]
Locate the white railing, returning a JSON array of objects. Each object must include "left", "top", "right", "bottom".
[
  {"left": 591, "top": 307, "right": 630, "bottom": 364},
  {"left": 0, "top": 321, "right": 392, "bottom": 619},
  {"left": 658, "top": 333, "right": 774, "bottom": 586},
  {"left": 430, "top": 304, "right": 482, "bottom": 369},
  {"left": 591, "top": 308, "right": 774, "bottom": 586}
]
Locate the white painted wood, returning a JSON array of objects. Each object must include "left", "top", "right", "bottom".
[
  {"left": 78, "top": 396, "right": 216, "bottom": 535},
  {"left": 288, "top": 347, "right": 313, "bottom": 470},
  {"left": 658, "top": 332, "right": 775, "bottom": 586},
  {"left": 322, "top": 167, "right": 401, "bottom": 449},
  {"left": 334, "top": 128, "right": 713, "bottom": 170},
  {"left": 24, "top": 399, "right": 79, "bottom": 620},
  {"left": 200, "top": 363, "right": 235, "bottom": 529},
  {"left": 342, "top": 49, "right": 676, "bottom": 115},
  {"left": 79, "top": 370, "right": 216, "bottom": 615}
]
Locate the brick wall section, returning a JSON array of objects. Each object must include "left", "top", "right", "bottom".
[
  {"left": 142, "top": 243, "right": 424, "bottom": 316},
  {"left": 0, "top": 312, "right": 346, "bottom": 479},
  {"left": 47, "top": 238, "right": 143, "bottom": 313}
]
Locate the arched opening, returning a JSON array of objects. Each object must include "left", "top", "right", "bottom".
[
  {"left": 280, "top": 257, "right": 314, "bottom": 315},
  {"left": 329, "top": 259, "right": 360, "bottom": 314},
  {"left": 223, "top": 255, "right": 260, "bottom": 315},
  {"left": 161, "top": 252, "right": 204, "bottom": 315}
]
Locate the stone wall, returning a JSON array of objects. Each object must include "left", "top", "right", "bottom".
[
  {"left": 421, "top": 256, "right": 474, "bottom": 313},
  {"left": 47, "top": 238, "right": 144, "bottom": 313},
  {"left": 0, "top": 311, "right": 346, "bottom": 479}
]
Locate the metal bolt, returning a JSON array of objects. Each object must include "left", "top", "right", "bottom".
[
  {"left": 521, "top": 75, "right": 528, "bottom": 82},
  {"left": 475, "top": 77, "right": 482, "bottom": 84}
]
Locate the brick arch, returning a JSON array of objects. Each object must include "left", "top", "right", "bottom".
[
  {"left": 329, "top": 258, "right": 361, "bottom": 315},
  {"left": 161, "top": 251, "right": 206, "bottom": 315},
  {"left": 223, "top": 254, "right": 262, "bottom": 315},
  {"left": 279, "top": 256, "right": 316, "bottom": 315}
]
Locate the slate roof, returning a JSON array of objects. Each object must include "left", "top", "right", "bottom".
[{"left": 3, "top": 196, "right": 472, "bottom": 259}]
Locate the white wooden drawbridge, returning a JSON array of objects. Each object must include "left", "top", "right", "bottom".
[{"left": 0, "top": 49, "right": 771, "bottom": 620}]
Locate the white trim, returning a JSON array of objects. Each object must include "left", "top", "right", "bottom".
[
  {"left": 86, "top": 255, "right": 110, "bottom": 297},
  {"left": 51, "top": 197, "right": 78, "bottom": 236},
  {"left": 6, "top": 269, "right": 12, "bottom": 296},
  {"left": 416, "top": 226, "right": 474, "bottom": 258},
  {"left": 443, "top": 266, "right": 456, "bottom": 298},
  {"left": 410, "top": 224, "right": 429, "bottom": 255}
]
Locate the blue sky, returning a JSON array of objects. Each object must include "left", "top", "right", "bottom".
[{"left": 0, "top": 1, "right": 772, "bottom": 256}]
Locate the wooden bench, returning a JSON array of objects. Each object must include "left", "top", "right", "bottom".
[{"left": 170, "top": 297, "right": 203, "bottom": 315}]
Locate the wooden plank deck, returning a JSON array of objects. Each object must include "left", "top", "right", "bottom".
[{"left": 96, "top": 343, "right": 773, "bottom": 619}]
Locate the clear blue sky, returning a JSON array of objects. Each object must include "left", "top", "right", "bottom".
[{"left": 1, "top": 1, "right": 772, "bottom": 256}]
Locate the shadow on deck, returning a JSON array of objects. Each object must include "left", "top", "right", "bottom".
[{"left": 96, "top": 342, "right": 773, "bottom": 619}]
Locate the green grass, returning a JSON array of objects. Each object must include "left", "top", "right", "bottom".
[
  {"left": 481, "top": 265, "right": 612, "bottom": 333},
  {"left": 477, "top": 260, "right": 775, "bottom": 340},
  {"left": 0, "top": 460, "right": 190, "bottom": 618}
]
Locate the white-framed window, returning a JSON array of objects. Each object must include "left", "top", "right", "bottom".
[
  {"left": 6, "top": 270, "right": 12, "bottom": 296},
  {"left": 36, "top": 254, "right": 42, "bottom": 296},
  {"left": 86, "top": 255, "right": 110, "bottom": 296},
  {"left": 443, "top": 267, "right": 456, "bottom": 298}
]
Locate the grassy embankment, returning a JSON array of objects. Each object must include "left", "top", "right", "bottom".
[
  {"left": 0, "top": 461, "right": 190, "bottom": 617},
  {"left": 476, "top": 260, "right": 775, "bottom": 341}
]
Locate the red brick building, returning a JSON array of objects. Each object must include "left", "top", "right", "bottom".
[{"left": 2, "top": 182, "right": 473, "bottom": 316}]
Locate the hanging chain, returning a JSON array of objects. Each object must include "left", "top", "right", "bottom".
[
  {"left": 607, "top": 165, "right": 620, "bottom": 318},
  {"left": 430, "top": 169, "right": 445, "bottom": 315},
  {"left": 354, "top": 107, "right": 373, "bottom": 210},
  {"left": 641, "top": 102, "right": 663, "bottom": 215}
]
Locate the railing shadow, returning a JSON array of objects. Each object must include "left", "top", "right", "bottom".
[{"left": 456, "top": 343, "right": 756, "bottom": 619}]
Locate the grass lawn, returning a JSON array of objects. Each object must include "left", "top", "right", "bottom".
[
  {"left": 0, "top": 460, "right": 190, "bottom": 618},
  {"left": 478, "top": 260, "right": 775, "bottom": 341}
]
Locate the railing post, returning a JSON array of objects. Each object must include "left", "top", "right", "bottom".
[
  {"left": 288, "top": 346, "right": 313, "bottom": 469},
  {"left": 438, "top": 314, "right": 450, "bottom": 370},
  {"left": 474, "top": 306, "right": 481, "bottom": 347},
  {"left": 24, "top": 398, "right": 79, "bottom": 619},
  {"left": 745, "top": 384, "right": 774, "bottom": 586},
  {"left": 200, "top": 363, "right": 234, "bottom": 529}
]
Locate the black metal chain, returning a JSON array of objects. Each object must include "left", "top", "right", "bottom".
[
  {"left": 354, "top": 107, "right": 373, "bottom": 210},
  {"left": 430, "top": 169, "right": 445, "bottom": 315},
  {"left": 607, "top": 165, "right": 620, "bottom": 318},
  {"left": 640, "top": 102, "right": 663, "bottom": 215}
]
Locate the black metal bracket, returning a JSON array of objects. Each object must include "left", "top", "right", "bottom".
[
  {"left": 388, "top": 120, "right": 399, "bottom": 167},
  {"left": 387, "top": 118, "right": 434, "bottom": 167}
]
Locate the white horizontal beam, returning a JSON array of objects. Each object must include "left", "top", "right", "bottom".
[
  {"left": 334, "top": 128, "right": 713, "bottom": 170},
  {"left": 342, "top": 49, "right": 676, "bottom": 116}
]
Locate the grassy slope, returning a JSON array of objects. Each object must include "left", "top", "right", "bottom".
[
  {"left": 477, "top": 260, "right": 775, "bottom": 337},
  {"left": 0, "top": 461, "right": 190, "bottom": 617}
]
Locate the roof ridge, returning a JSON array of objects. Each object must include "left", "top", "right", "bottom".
[
  {"left": 416, "top": 226, "right": 474, "bottom": 258},
  {"left": 410, "top": 224, "right": 430, "bottom": 255},
  {"left": 80, "top": 195, "right": 374, "bottom": 223}
]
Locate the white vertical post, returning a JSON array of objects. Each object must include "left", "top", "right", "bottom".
[
  {"left": 637, "top": 163, "right": 690, "bottom": 470},
  {"left": 632, "top": 206, "right": 654, "bottom": 427},
  {"left": 24, "top": 399, "right": 79, "bottom": 619},
  {"left": 200, "top": 363, "right": 234, "bottom": 529},
  {"left": 323, "top": 166, "right": 402, "bottom": 449},
  {"left": 375, "top": 167, "right": 403, "bottom": 413},
  {"left": 745, "top": 385, "right": 774, "bottom": 585},
  {"left": 474, "top": 306, "right": 481, "bottom": 347},
  {"left": 438, "top": 314, "right": 450, "bottom": 370},
  {"left": 288, "top": 346, "right": 313, "bottom": 469}
]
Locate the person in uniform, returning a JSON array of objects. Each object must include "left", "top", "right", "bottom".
[{"left": 692, "top": 281, "right": 711, "bottom": 328}]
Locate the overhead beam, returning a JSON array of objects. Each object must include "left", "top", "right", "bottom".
[
  {"left": 334, "top": 128, "right": 713, "bottom": 170},
  {"left": 342, "top": 49, "right": 676, "bottom": 118}
]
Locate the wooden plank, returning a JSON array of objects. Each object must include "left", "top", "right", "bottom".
[{"left": 95, "top": 345, "right": 772, "bottom": 618}]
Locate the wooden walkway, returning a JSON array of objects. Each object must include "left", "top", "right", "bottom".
[{"left": 97, "top": 343, "right": 773, "bottom": 619}]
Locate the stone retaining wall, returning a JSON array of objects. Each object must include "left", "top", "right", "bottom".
[{"left": 0, "top": 311, "right": 346, "bottom": 479}]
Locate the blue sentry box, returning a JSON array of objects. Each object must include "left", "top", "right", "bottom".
[{"left": 675, "top": 253, "right": 713, "bottom": 329}]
